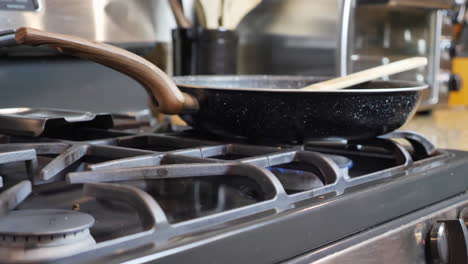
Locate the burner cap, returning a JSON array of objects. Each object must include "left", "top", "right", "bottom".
[
  {"left": 0, "top": 209, "right": 94, "bottom": 236},
  {"left": 268, "top": 167, "right": 325, "bottom": 192},
  {"left": 0, "top": 209, "right": 95, "bottom": 263}
]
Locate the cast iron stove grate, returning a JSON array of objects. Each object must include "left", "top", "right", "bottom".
[{"left": 0, "top": 122, "right": 465, "bottom": 264}]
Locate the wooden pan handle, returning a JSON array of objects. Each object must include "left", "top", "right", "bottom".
[{"left": 15, "top": 27, "right": 197, "bottom": 114}]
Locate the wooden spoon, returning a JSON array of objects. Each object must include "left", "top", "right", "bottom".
[
  {"left": 169, "top": 0, "right": 192, "bottom": 28},
  {"left": 196, "top": 0, "right": 223, "bottom": 29},
  {"left": 221, "top": 0, "right": 263, "bottom": 29},
  {"left": 195, "top": 0, "right": 208, "bottom": 28},
  {"left": 301, "top": 57, "right": 428, "bottom": 91}
]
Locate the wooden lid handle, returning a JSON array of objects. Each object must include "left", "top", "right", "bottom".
[{"left": 15, "top": 27, "right": 196, "bottom": 114}]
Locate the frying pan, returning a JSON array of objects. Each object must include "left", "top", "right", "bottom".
[{"left": 2, "top": 28, "right": 427, "bottom": 142}]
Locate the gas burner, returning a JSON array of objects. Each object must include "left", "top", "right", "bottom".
[
  {"left": 267, "top": 166, "right": 325, "bottom": 192},
  {"left": 266, "top": 154, "right": 353, "bottom": 193},
  {"left": 0, "top": 209, "right": 95, "bottom": 263}
]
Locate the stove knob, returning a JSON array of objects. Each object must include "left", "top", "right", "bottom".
[
  {"left": 429, "top": 220, "right": 468, "bottom": 264},
  {"left": 441, "top": 41, "right": 457, "bottom": 58},
  {"left": 449, "top": 42, "right": 457, "bottom": 58},
  {"left": 449, "top": 74, "right": 462, "bottom": 92}
]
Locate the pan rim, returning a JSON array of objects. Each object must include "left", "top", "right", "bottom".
[{"left": 173, "top": 75, "right": 428, "bottom": 93}]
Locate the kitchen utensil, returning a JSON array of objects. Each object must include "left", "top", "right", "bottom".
[
  {"left": 196, "top": 0, "right": 222, "bottom": 29},
  {"left": 195, "top": 0, "right": 208, "bottom": 28},
  {"left": 7, "top": 28, "right": 427, "bottom": 141},
  {"left": 169, "top": 0, "right": 192, "bottom": 28},
  {"left": 0, "top": 108, "right": 113, "bottom": 136},
  {"left": 221, "top": 0, "right": 263, "bottom": 29},
  {"left": 301, "top": 57, "right": 427, "bottom": 91},
  {"left": 171, "top": 76, "right": 425, "bottom": 141}
]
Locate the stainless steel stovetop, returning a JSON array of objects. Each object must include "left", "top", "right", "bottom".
[{"left": 0, "top": 112, "right": 468, "bottom": 264}]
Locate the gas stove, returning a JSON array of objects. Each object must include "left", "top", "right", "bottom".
[{"left": 0, "top": 112, "right": 468, "bottom": 264}]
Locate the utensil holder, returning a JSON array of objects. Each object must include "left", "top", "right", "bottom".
[{"left": 172, "top": 28, "right": 238, "bottom": 75}]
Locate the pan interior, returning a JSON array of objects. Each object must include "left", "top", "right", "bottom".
[{"left": 173, "top": 75, "right": 427, "bottom": 92}]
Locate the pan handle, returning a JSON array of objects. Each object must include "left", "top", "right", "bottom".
[{"left": 14, "top": 27, "right": 197, "bottom": 114}]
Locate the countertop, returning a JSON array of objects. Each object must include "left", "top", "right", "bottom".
[{"left": 402, "top": 107, "right": 468, "bottom": 150}]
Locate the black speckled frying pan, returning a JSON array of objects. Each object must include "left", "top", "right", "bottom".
[
  {"left": 174, "top": 76, "right": 426, "bottom": 141},
  {"left": 6, "top": 28, "right": 427, "bottom": 142}
]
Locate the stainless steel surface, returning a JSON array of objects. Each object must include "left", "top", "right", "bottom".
[
  {"left": 0, "top": 108, "right": 114, "bottom": 136},
  {"left": 338, "top": 0, "right": 353, "bottom": 76},
  {"left": 237, "top": 0, "right": 345, "bottom": 76},
  {"left": 0, "top": 0, "right": 171, "bottom": 44},
  {"left": 0, "top": 59, "right": 151, "bottom": 113},
  {"left": 289, "top": 193, "right": 468, "bottom": 264},
  {"left": 430, "top": 10, "right": 444, "bottom": 107},
  {"left": 431, "top": 10, "right": 457, "bottom": 110},
  {"left": 0, "top": 1, "right": 177, "bottom": 114},
  {"left": 373, "top": 0, "right": 454, "bottom": 8},
  {"left": 0, "top": 0, "right": 175, "bottom": 112},
  {"left": 0, "top": 29, "right": 18, "bottom": 47}
]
